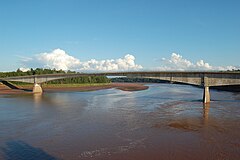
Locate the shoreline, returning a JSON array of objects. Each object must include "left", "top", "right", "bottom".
[{"left": 0, "top": 83, "right": 149, "bottom": 95}]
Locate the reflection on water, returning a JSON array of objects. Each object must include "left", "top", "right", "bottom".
[
  {"left": 33, "top": 93, "right": 42, "bottom": 106},
  {"left": 0, "top": 84, "right": 239, "bottom": 160},
  {"left": 203, "top": 103, "right": 210, "bottom": 124}
]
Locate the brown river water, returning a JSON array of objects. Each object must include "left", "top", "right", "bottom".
[{"left": 0, "top": 84, "right": 240, "bottom": 160}]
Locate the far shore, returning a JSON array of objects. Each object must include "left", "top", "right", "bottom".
[{"left": 0, "top": 83, "right": 149, "bottom": 95}]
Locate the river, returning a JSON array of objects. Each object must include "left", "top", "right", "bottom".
[{"left": 0, "top": 84, "right": 240, "bottom": 160}]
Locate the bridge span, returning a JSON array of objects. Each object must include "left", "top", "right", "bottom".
[{"left": 1, "top": 71, "right": 240, "bottom": 103}]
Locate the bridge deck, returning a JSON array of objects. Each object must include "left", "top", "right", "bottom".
[
  {"left": 1, "top": 71, "right": 240, "bottom": 103},
  {"left": 1, "top": 71, "right": 240, "bottom": 87}
]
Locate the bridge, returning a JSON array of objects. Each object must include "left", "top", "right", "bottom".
[{"left": 1, "top": 71, "right": 240, "bottom": 103}]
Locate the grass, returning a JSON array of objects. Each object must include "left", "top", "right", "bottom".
[
  {"left": 11, "top": 83, "right": 111, "bottom": 88},
  {"left": 42, "top": 83, "right": 110, "bottom": 88}
]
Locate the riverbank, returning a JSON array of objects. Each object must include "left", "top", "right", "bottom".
[{"left": 0, "top": 83, "right": 149, "bottom": 95}]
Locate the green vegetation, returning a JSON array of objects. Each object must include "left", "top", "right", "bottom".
[
  {"left": 111, "top": 77, "right": 168, "bottom": 83},
  {"left": 12, "top": 83, "right": 110, "bottom": 88},
  {"left": 42, "top": 83, "right": 110, "bottom": 87},
  {"left": 0, "top": 68, "right": 68, "bottom": 78},
  {"left": 227, "top": 69, "right": 240, "bottom": 72},
  {"left": 0, "top": 68, "right": 111, "bottom": 85},
  {"left": 45, "top": 76, "right": 110, "bottom": 84}
]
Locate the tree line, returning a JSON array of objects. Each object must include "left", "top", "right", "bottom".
[
  {"left": 0, "top": 68, "right": 110, "bottom": 84},
  {"left": 0, "top": 68, "right": 67, "bottom": 77}
]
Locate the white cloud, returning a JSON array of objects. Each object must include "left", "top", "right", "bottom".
[
  {"left": 156, "top": 53, "right": 237, "bottom": 71},
  {"left": 21, "top": 49, "right": 142, "bottom": 71},
  {"left": 19, "top": 67, "right": 30, "bottom": 72},
  {"left": 19, "top": 49, "right": 238, "bottom": 72},
  {"left": 37, "top": 49, "right": 81, "bottom": 70}
]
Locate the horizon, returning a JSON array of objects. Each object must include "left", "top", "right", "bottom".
[{"left": 0, "top": 0, "right": 240, "bottom": 71}]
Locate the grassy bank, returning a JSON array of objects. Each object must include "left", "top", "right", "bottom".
[
  {"left": 0, "top": 82, "right": 148, "bottom": 94},
  {"left": 42, "top": 83, "right": 110, "bottom": 88},
  {"left": 13, "top": 83, "right": 111, "bottom": 88}
]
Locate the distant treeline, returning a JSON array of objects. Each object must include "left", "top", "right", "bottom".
[
  {"left": 0, "top": 68, "right": 68, "bottom": 78},
  {"left": 0, "top": 68, "right": 110, "bottom": 84},
  {"left": 226, "top": 69, "right": 240, "bottom": 72},
  {"left": 111, "top": 77, "right": 169, "bottom": 83},
  {"left": 46, "top": 76, "right": 110, "bottom": 84}
]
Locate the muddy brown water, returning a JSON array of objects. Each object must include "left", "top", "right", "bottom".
[{"left": 0, "top": 84, "right": 240, "bottom": 160}]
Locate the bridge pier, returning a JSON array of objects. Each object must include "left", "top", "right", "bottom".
[
  {"left": 203, "top": 86, "right": 210, "bottom": 103},
  {"left": 33, "top": 83, "right": 43, "bottom": 93}
]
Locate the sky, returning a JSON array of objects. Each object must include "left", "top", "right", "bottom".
[{"left": 0, "top": 0, "right": 240, "bottom": 72}]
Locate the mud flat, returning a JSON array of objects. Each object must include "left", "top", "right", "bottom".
[{"left": 0, "top": 83, "right": 149, "bottom": 95}]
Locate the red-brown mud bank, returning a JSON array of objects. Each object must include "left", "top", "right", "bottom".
[{"left": 0, "top": 83, "right": 149, "bottom": 95}]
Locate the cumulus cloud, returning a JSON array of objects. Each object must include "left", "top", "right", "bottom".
[
  {"left": 156, "top": 53, "right": 237, "bottom": 71},
  {"left": 19, "top": 67, "right": 30, "bottom": 72},
  {"left": 37, "top": 49, "right": 81, "bottom": 70},
  {"left": 19, "top": 49, "right": 238, "bottom": 72},
  {"left": 21, "top": 49, "right": 142, "bottom": 71}
]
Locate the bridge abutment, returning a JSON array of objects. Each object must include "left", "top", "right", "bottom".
[{"left": 33, "top": 83, "right": 43, "bottom": 93}]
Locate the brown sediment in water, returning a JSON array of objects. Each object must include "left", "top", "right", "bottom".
[
  {"left": 168, "top": 122, "right": 201, "bottom": 131},
  {"left": 153, "top": 119, "right": 203, "bottom": 132},
  {"left": 0, "top": 83, "right": 240, "bottom": 160},
  {"left": 0, "top": 83, "right": 148, "bottom": 95},
  {"left": 111, "top": 83, "right": 149, "bottom": 91},
  {"left": 0, "top": 84, "right": 32, "bottom": 95}
]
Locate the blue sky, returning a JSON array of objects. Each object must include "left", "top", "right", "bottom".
[{"left": 0, "top": 0, "right": 240, "bottom": 71}]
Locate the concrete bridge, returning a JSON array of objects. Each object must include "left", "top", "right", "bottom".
[{"left": 1, "top": 71, "right": 240, "bottom": 103}]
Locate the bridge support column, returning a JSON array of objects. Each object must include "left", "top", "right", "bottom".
[
  {"left": 203, "top": 86, "right": 210, "bottom": 103},
  {"left": 33, "top": 83, "right": 43, "bottom": 93}
]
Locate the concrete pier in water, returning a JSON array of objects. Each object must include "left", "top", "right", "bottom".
[
  {"left": 203, "top": 86, "right": 210, "bottom": 103},
  {"left": 33, "top": 83, "right": 43, "bottom": 93}
]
